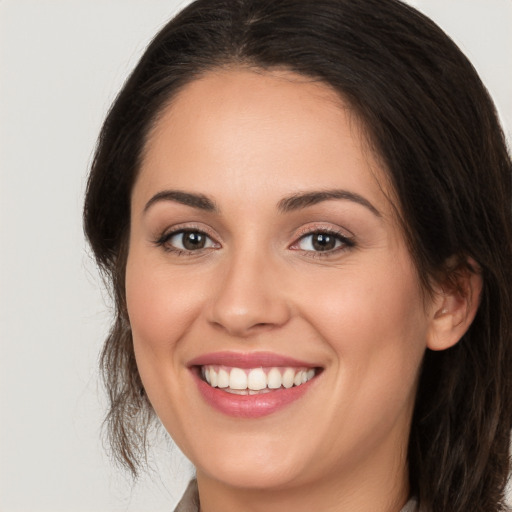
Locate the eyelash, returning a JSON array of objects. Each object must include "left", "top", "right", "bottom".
[
  {"left": 154, "top": 226, "right": 355, "bottom": 257},
  {"left": 153, "top": 226, "right": 219, "bottom": 255},
  {"left": 290, "top": 227, "right": 355, "bottom": 257}
]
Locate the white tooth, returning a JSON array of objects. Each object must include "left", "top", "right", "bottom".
[
  {"left": 204, "top": 367, "right": 211, "bottom": 384},
  {"left": 267, "top": 367, "right": 282, "bottom": 389},
  {"left": 217, "top": 368, "right": 229, "bottom": 388},
  {"left": 229, "top": 368, "right": 247, "bottom": 390},
  {"left": 307, "top": 369, "right": 315, "bottom": 380},
  {"left": 294, "top": 371, "right": 303, "bottom": 386},
  {"left": 282, "top": 368, "right": 295, "bottom": 388},
  {"left": 248, "top": 368, "right": 267, "bottom": 390},
  {"left": 249, "top": 388, "right": 272, "bottom": 395},
  {"left": 225, "top": 388, "right": 247, "bottom": 395},
  {"left": 210, "top": 368, "right": 218, "bottom": 387},
  {"left": 302, "top": 371, "right": 308, "bottom": 383}
]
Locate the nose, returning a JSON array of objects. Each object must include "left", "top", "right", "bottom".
[{"left": 207, "top": 250, "right": 291, "bottom": 337}]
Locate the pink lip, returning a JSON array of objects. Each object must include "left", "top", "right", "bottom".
[
  {"left": 188, "top": 351, "right": 321, "bottom": 419},
  {"left": 188, "top": 351, "right": 318, "bottom": 369},
  {"left": 191, "top": 371, "right": 317, "bottom": 418}
]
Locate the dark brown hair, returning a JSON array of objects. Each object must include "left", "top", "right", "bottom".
[{"left": 83, "top": 1, "right": 512, "bottom": 510}]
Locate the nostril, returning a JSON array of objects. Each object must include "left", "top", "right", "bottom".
[
  {"left": 209, "top": 320, "right": 283, "bottom": 337},
  {"left": 252, "top": 322, "right": 278, "bottom": 331},
  {"left": 206, "top": 268, "right": 292, "bottom": 335}
]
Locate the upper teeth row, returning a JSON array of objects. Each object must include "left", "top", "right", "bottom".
[{"left": 202, "top": 366, "right": 316, "bottom": 391}]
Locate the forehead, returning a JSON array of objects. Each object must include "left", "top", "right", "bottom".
[{"left": 136, "top": 68, "right": 392, "bottom": 216}]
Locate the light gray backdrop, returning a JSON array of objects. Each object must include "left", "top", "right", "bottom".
[{"left": 1, "top": 1, "right": 510, "bottom": 511}]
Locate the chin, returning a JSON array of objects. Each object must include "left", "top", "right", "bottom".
[
  {"left": 184, "top": 429, "right": 311, "bottom": 490},
  {"left": 197, "top": 457, "right": 306, "bottom": 491}
]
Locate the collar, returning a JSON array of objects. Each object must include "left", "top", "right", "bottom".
[{"left": 173, "top": 479, "right": 418, "bottom": 512}]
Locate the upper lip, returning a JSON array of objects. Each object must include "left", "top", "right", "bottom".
[{"left": 188, "top": 351, "right": 320, "bottom": 369}]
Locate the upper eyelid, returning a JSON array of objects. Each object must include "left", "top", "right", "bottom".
[
  {"left": 292, "top": 223, "right": 354, "bottom": 240},
  {"left": 292, "top": 232, "right": 353, "bottom": 245},
  {"left": 157, "top": 223, "right": 218, "bottom": 240}
]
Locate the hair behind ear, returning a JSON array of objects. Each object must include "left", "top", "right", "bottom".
[{"left": 410, "top": 254, "right": 512, "bottom": 511}]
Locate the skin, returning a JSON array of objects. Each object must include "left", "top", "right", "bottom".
[{"left": 125, "top": 69, "right": 480, "bottom": 512}]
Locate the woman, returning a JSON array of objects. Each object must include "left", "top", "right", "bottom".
[{"left": 83, "top": 0, "right": 512, "bottom": 510}]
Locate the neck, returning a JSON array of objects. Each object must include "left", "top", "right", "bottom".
[{"left": 195, "top": 444, "right": 410, "bottom": 512}]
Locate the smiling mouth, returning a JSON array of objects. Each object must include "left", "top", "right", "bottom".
[{"left": 199, "top": 365, "right": 319, "bottom": 395}]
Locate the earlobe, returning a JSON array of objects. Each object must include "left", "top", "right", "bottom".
[{"left": 426, "top": 260, "right": 483, "bottom": 352}]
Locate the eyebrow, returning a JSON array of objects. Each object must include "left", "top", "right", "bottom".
[
  {"left": 144, "top": 190, "right": 218, "bottom": 213},
  {"left": 143, "top": 188, "right": 380, "bottom": 217},
  {"left": 277, "top": 189, "right": 381, "bottom": 216}
]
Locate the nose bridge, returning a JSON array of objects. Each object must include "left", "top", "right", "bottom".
[{"left": 207, "top": 240, "right": 290, "bottom": 336}]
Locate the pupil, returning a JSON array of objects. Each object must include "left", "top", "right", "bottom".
[
  {"left": 183, "top": 232, "right": 205, "bottom": 250},
  {"left": 312, "top": 233, "right": 335, "bottom": 251}
]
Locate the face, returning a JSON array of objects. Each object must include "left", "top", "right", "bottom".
[{"left": 126, "top": 69, "right": 435, "bottom": 494}]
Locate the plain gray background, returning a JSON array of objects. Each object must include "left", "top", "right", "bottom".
[{"left": 1, "top": 1, "right": 511, "bottom": 510}]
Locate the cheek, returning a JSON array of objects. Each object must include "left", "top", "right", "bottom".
[
  {"left": 296, "top": 257, "right": 428, "bottom": 454},
  {"left": 297, "top": 253, "right": 428, "bottom": 386},
  {"left": 125, "top": 248, "right": 203, "bottom": 357},
  {"left": 124, "top": 247, "right": 211, "bottom": 430}
]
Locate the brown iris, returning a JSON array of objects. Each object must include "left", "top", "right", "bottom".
[
  {"left": 311, "top": 233, "right": 337, "bottom": 251},
  {"left": 181, "top": 231, "right": 207, "bottom": 250}
]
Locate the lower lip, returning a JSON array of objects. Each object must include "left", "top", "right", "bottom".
[{"left": 191, "top": 369, "right": 317, "bottom": 418}]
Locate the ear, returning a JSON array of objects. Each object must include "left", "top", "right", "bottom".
[{"left": 427, "top": 258, "right": 483, "bottom": 351}]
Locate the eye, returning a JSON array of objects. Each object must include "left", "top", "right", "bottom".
[
  {"left": 157, "top": 229, "right": 218, "bottom": 253},
  {"left": 293, "top": 230, "right": 354, "bottom": 253}
]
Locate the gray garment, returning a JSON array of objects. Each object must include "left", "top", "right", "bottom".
[
  {"left": 174, "top": 479, "right": 419, "bottom": 512},
  {"left": 174, "top": 480, "right": 200, "bottom": 512}
]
